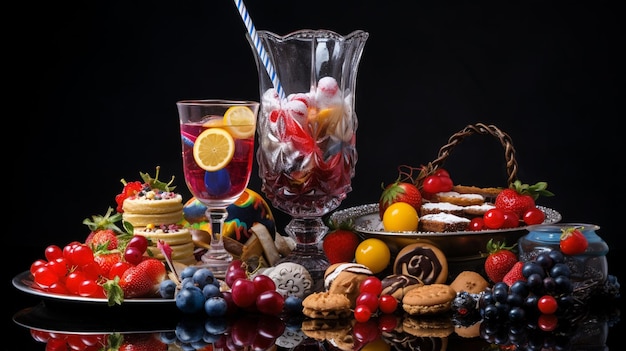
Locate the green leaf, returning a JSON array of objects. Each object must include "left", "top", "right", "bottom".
[{"left": 102, "top": 276, "right": 124, "bottom": 306}]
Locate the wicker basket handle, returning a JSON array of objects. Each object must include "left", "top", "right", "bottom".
[{"left": 430, "top": 123, "right": 518, "bottom": 187}]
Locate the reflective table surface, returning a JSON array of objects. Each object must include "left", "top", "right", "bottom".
[{"left": 9, "top": 250, "right": 623, "bottom": 351}]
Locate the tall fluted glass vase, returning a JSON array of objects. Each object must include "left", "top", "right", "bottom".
[{"left": 250, "top": 29, "right": 368, "bottom": 292}]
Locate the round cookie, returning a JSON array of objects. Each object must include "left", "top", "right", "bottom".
[
  {"left": 449, "top": 271, "right": 489, "bottom": 294},
  {"left": 302, "top": 291, "right": 352, "bottom": 319},
  {"left": 402, "top": 315, "right": 454, "bottom": 338},
  {"left": 380, "top": 274, "right": 424, "bottom": 302},
  {"left": 402, "top": 283, "right": 456, "bottom": 315},
  {"left": 393, "top": 242, "right": 448, "bottom": 284},
  {"left": 265, "top": 262, "right": 313, "bottom": 300},
  {"left": 324, "top": 263, "right": 373, "bottom": 308}
]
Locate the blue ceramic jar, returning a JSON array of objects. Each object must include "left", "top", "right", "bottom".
[{"left": 518, "top": 223, "right": 609, "bottom": 294}]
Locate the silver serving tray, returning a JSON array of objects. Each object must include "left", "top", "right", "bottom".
[
  {"left": 12, "top": 271, "right": 175, "bottom": 305},
  {"left": 330, "top": 204, "right": 561, "bottom": 258}
]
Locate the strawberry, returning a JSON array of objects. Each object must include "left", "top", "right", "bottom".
[
  {"left": 93, "top": 252, "right": 122, "bottom": 277},
  {"left": 379, "top": 181, "right": 422, "bottom": 219},
  {"left": 104, "top": 258, "right": 166, "bottom": 302},
  {"left": 86, "top": 229, "right": 119, "bottom": 251},
  {"left": 110, "top": 333, "right": 167, "bottom": 351},
  {"left": 484, "top": 239, "right": 518, "bottom": 283},
  {"left": 495, "top": 180, "right": 553, "bottom": 217},
  {"left": 83, "top": 207, "right": 124, "bottom": 244},
  {"left": 322, "top": 219, "right": 361, "bottom": 264},
  {"left": 502, "top": 261, "right": 526, "bottom": 287},
  {"left": 560, "top": 226, "right": 588, "bottom": 255}
]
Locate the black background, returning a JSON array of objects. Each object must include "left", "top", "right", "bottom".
[{"left": 8, "top": 1, "right": 624, "bottom": 349}]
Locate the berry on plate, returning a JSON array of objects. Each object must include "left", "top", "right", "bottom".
[
  {"left": 379, "top": 181, "right": 422, "bottom": 220},
  {"left": 323, "top": 220, "right": 360, "bottom": 264}
]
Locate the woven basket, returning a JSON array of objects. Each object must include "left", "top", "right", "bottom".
[{"left": 407, "top": 122, "right": 519, "bottom": 192}]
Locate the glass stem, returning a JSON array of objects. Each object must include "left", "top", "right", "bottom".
[
  {"left": 208, "top": 208, "right": 228, "bottom": 248},
  {"left": 200, "top": 207, "right": 232, "bottom": 278}
]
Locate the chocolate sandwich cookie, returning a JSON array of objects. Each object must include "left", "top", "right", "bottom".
[
  {"left": 402, "top": 315, "right": 454, "bottom": 338},
  {"left": 302, "top": 291, "right": 352, "bottom": 319},
  {"left": 393, "top": 242, "right": 448, "bottom": 284},
  {"left": 324, "top": 263, "right": 373, "bottom": 308},
  {"left": 380, "top": 274, "right": 424, "bottom": 302},
  {"left": 402, "top": 283, "right": 456, "bottom": 315}
]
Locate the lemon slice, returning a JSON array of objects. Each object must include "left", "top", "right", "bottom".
[
  {"left": 192, "top": 128, "right": 235, "bottom": 171},
  {"left": 223, "top": 106, "right": 256, "bottom": 139}
]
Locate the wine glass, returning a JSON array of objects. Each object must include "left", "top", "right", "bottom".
[
  {"left": 250, "top": 30, "right": 369, "bottom": 292},
  {"left": 177, "top": 99, "right": 259, "bottom": 278}
]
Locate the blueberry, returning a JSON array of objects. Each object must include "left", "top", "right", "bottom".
[
  {"left": 284, "top": 295, "right": 303, "bottom": 314},
  {"left": 181, "top": 266, "right": 199, "bottom": 279},
  {"left": 159, "top": 279, "right": 177, "bottom": 299},
  {"left": 192, "top": 268, "right": 215, "bottom": 288},
  {"left": 176, "top": 286, "right": 205, "bottom": 314},
  {"left": 202, "top": 283, "right": 221, "bottom": 298},
  {"left": 204, "top": 296, "right": 228, "bottom": 317}
]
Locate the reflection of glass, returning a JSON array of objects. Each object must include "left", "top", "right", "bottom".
[
  {"left": 177, "top": 100, "right": 259, "bottom": 278},
  {"left": 250, "top": 29, "right": 368, "bottom": 292}
]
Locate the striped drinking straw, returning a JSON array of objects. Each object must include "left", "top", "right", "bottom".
[{"left": 233, "top": 0, "right": 284, "bottom": 98}]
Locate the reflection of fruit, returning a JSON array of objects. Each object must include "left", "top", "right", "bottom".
[
  {"left": 223, "top": 105, "right": 256, "bottom": 139},
  {"left": 382, "top": 202, "right": 419, "bottom": 232},
  {"left": 193, "top": 128, "right": 235, "bottom": 171},
  {"left": 355, "top": 238, "right": 391, "bottom": 274}
]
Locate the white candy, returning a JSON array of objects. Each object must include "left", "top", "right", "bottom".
[{"left": 284, "top": 99, "right": 308, "bottom": 126}]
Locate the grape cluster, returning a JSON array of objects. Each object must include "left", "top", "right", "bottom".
[
  {"left": 160, "top": 260, "right": 303, "bottom": 317},
  {"left": 478, "top": 249, "right": 579, "bottom": 350}
]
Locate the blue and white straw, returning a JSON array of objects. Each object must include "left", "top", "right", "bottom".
[{"left": 233, "top": 0, "right": 284, "bottom": 98}]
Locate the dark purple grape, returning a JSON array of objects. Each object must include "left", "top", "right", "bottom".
[
  {"left": 483, "top": 304, "right": 500, "bottom": 320},
  {"left": 507, "top": 293, "right": 524, "bottom": 307},
  {"left": 535, "top": 252, "right": 554, "bottom": 269},
  {"left": 548, "top": 250, "right": 565, "bottom": 263},
  {"left": 522, "top": 262, "right": 545, "bottom": 279},
  {"left": 493, "top": 282, "right": 509, "bottom": 303},
  {"left": 543, "top": 276, "right": 557, "bottom": 293},
  {"left": 524, "top": 294, "right": 538, "bottom": 309},
  {"left": 558, "top": 295, "right": 575, "bottom": 311},
  {"left": 527, "top": 273, "right": 545, "bottom": 295},
  {"left": 510, "top": 280, "right": 530, "bottom": 297},
  {"left": 554, "top": 275, "right": 573, "bottom": 294},
  {"left": 508, "top": 306, "right": 526, "bottom": 322},
  {"left": 550, "top": 263, "right": 571, "bottom": 278}
]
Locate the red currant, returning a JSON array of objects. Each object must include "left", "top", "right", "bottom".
[
  {"left": 353, "top": 304, "right": 372, "bottom": 323},
  {"left": 537, "top": 295, "right": 558, "bottom": 314},
  {"left": 502, "top": 210, "right": 520, "bottom": 228},
  {"left": 356, "top": 292, "right": 379, "bottom": 313},
  {"left": 523, "top": 207, "right": 545, "bottom": 225},
  {"left": 538, "top": 313, "right": 558, "bottom": 331},
  {"left": 483, "top": 208, "right": 506, "bottom": 229},
  {"left": 44, "top": 245, "right": 64, "bottom": 261},
  {"left": 359, "top": 276, "right": 382, "bottom": 295},
  {"left": 468, "top": 217, "right": 485, "bottom": 231},
  {"left": 378, "top": 294, "right": 398, "bottom": 314}
]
